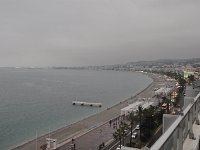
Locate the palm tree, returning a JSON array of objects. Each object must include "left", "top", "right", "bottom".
[
  {"left": 113, "top": 121, "right": 128, "bottom": 147},
  {"left": 127, "top": 111, "right": 137, "bottom": 145},
  {"left": 162, "top": 96, "right": 170, "bottom": 114},
  {"left": 138, "top": 105, "right": 143, "bottom": 140},
  {"left": 120, "top": 121, "right": 129, "bottom": 146},
  {"left": 188, "top": 74, "right": 195, "bottom": 85},
  {"left": 113, "top": 127, "right": 123, "bottom": 148}
]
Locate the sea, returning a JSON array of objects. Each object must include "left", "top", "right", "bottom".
[{"left": 0, "top": 68, "right": 153, "bottom": 150}]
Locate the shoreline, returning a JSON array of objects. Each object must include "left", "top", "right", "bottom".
[{"left": 12, "top": 73, "right": 156, "bottom": 150}]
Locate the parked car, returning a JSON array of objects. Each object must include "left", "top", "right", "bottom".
[
  {"left": 116, "top": 145, "right": 123, "bottom": 149},
  {"left": 135, "top": 125, "right": 140, "bottom": 130},
  {"left": 131, "top": 132, "right": 138, "bottom": 139}
]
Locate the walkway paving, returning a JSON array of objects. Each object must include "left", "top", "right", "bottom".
[{"left": 57, "top": 121, "right": 116, "bottom": 150}]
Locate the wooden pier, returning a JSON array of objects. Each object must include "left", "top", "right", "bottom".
[{"left": 72, "top": 101, "right": 102, "bottom": 107}]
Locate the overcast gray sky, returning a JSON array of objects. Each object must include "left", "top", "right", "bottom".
[{"left": 0, "top": 0, "right": 199, "bottom": 67}]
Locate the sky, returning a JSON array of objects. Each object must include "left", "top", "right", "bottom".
[{"left": 0, "top": 0, "right": 200, "bottom": 67}]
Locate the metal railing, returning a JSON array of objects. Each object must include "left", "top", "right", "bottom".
[{"left": 149, "top": 91, "right": 200, "bottom": 150}]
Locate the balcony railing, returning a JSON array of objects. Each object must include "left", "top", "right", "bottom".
[{"left": 149, "top": 91, "right": 200, "bottom": 150}]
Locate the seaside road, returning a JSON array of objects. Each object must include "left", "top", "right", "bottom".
[
  {"left": 103, "top": 125, "right": 138, "bottom": 150},
  {"left": 12, "top": 73, "right": 170, "bottom": 150}
]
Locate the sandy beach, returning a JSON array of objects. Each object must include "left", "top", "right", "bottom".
[{"left": 12, "top": 73, "right": 169, "bottom": 150}]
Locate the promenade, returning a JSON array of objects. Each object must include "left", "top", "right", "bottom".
[{"left": 13, "top": 73, "right": 171, "bottom": 150}]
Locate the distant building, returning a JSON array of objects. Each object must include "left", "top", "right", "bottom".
[
  {"left": 182, "top": 64, "right": 196, "bottom": 80},
  {"left": 183, "top": 70, "right": 194, "bottom": 79}
]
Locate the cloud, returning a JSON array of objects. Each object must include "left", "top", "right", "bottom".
[{"left": 0, "top": 0, "right": 199, "bottom": 66}]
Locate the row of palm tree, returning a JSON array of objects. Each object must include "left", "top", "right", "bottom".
[
  {"left": 113, "top": 120, "right": 128, "bottom": 148},
  {"left": 113, "top": 105, "right": 143, "bottom": 147},
  {"left": 113, "top": 105, "right": 164, "bottom": 148}
]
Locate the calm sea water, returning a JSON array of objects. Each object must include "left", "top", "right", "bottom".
[{"left": 0, "top": 68, "right": 152, "bottom": 150}]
